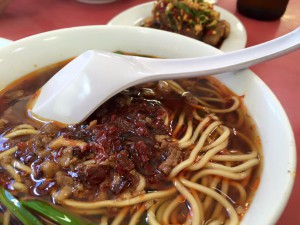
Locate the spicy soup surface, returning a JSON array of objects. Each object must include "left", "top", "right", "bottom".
[{"left": 0, "top": 58, "right": 261, "bottom": 225}]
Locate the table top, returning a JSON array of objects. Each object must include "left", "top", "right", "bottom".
[{"left": 0, "top": 0, "right": 299, "bottom": 224}]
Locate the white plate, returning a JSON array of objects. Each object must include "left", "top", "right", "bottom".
[
  {"left": 108, "top": 2, "right": 247, "bottom": 52},
  {"left": 0, "top": 37, "right": 13, "bottom": 47}
]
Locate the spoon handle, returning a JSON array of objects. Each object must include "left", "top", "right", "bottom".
[{"left": 136, "top": 26, "right": 300, "bottom": 81}]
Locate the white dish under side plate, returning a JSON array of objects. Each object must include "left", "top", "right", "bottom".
[
  {"left": 0, "top": 37, "right": 13, "bottom": 47},
  {"left": 108, "top": 2, "right": 247, "bottom": 52}
]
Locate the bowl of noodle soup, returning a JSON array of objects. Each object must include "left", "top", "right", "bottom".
[{"left": 0, "top": 26, "right": 296, "bottom": 225}]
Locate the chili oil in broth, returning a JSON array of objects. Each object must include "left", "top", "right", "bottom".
[{"left": 0, "top": 56, "right": 262, "bottom": 225}]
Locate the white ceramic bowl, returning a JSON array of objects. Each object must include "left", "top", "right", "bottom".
[{"left": 0, "top": 25, "right": 296, "bottom": 225}]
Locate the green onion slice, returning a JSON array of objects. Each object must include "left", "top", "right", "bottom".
[
  {"left": 22, "top": 199, "right": 96, "bottom": 225},
  {"left": 0, "top": 186, "right": 42, "bottom": 225}
]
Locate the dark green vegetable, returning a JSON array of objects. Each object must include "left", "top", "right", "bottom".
[
  {"left": 0, "top": 186, "right": 42, "bottom": 225},
  {"left": 22, "top": 199, "right": 96, "bottom": 225}
]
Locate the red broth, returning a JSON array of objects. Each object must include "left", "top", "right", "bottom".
[{"left": 0, "top": 59, "right": 261, "bottom": 225}]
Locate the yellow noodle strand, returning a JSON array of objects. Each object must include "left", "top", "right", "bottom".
[
  {"left": 10, "top": 124, "right": 35, "bottom": 132},
  {"left": 3, "top": 211, "right": 11, "bottom": 225},
  {"left": 195, "top": 86, "right": 223, "bottom": 99},
  {"left": 4, "top": 129, "right": 38, "bottom": 138},
  {"left": 192, "top": 169, "right": 251, "bottom": 183},
  {"left": 211, "top": 178, "right": 229, "bottom": 220},
  {"left": 173, "top": 111, "right": 185, "bottom": 138},
  {"left": 71, "top": 208, "right": 107, "bottom": 215},
  {"left": 189, "top": 140, "right": 228, "bottom": 170},
  {"left": 179, "top": 116, "right": 211, "bottom": 149},
  {"left": 49, "top": 136, "right": 87, "bottom": 149},
  {"left": 62, "top": 188, "right": 176, "bottom": 209},
  {"left": 180, "top": 178, "right": 239, "bottom": 225},
  {"left": 179, "top": 119, "right": 193, "bottom": 143},
  {"left": 167, "top": 80, "right": 186, "bottom": 94},
  {"left": 203, "top": 177, "right": 221, "bottom": 212},
  {"left": 212, "top": 131, "right": 258, "bottom": 162},
  {"left": 211, "top": 152, "right": 258, "bottom": 161},
  {"left": 3, "top": 164, "right": 21, "bottom": 182},
  {"left": 169, "top": 121, "right": 222, "bottom": 178},
  {"left": 0, "top": 146, "right": 18, "bottom": 160},
  {"left": 198, "top": 97, "right": 226, "bottom": 103},
  {"left": 12, "top": 181, "right": 28, "bottom": 193},
  {"left": 192, "top": 109, "right": 204, "bottom": 121},
  {"left": 111, "top": 207, "right": 130, "bottom": 225},
  {"left": 99, "top": 215, "right": 109, "bottom": 225},
  {"left": 191, "top": 96, "right": 240, "bottom": 113},
  {"left": 207, "top": 220, "right": 223, "bottom": 225},
  {"left": 156, "top": 199, "right": 173, "bottom": 223},
  {"left": 225, "top": 108, "right": 245, "bottom": 128},
  {"left": 129, "top": 204, "right": 148, "bottom": 225},
  {"left": 228, "top": 181, "right": 247, "bottom": 204},
  {"left": 135, "top": 173, "right": 146, "bottom": 192},
  {"left": 193, "top": 96, "right": 216, "bottom": 108},
  {"left": 191, "top": 190, "right": 204, "bottom": 225},
  {"left": 205, "top": 159, "right": 259, "bottom": 173},
  {"left": 202, "top": 126, "right": 230, "bottom": 151},
  {"left": 174, "top": 179, "right": 201, "bottom": 225},
  {"left": 162, "top": 196, "right": 183, "bottom": 225},
  {"left": 13, "top": 160, "right": 32, "bottom": 174},
  {"left": 148, "top": 201, "right": 163, "bottom": 225}
]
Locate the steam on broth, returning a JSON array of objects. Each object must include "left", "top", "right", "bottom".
[{"left": 0, "top": 57, "right": 261, "bottom": 225}]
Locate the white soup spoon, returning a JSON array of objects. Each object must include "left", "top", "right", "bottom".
[{"left": 31, "top": 27, "right": 300, "bottom": 124}]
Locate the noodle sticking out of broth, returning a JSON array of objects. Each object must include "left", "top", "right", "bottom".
[{"left": 0, "top": 59, "right": 261, "bottom": 225}]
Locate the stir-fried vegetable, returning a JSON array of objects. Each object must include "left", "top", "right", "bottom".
[
  {"left": 22, "top": 199, "right": 96, "bottom": 225},
  {"left": 0, "top": 186, "right": 42, "bottom": 225},
  {"left": 144, "top": 0, "right": 230, "bottom": 47}
]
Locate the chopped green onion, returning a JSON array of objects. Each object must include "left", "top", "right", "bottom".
[
  {"left": 177, "top": 2, "right": 192, "bottom": 15},
  {"left": 22, "top": 199, "right": 96, "bottom": 225},
  {"left": 0, "top": 186, "right": 42, "bottom": 225}
]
